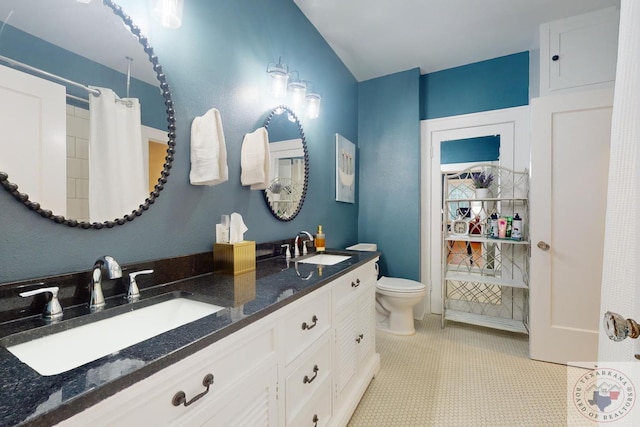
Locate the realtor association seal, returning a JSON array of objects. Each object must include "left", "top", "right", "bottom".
[{"left": 573, "top": 368, "right": 635, "bottom": 422}]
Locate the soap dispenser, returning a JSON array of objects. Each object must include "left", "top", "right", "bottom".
[{"left": 315, "top": 225, "right": 325, "bottom": 253}]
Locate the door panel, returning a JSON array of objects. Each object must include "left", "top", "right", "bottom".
[{"left": 530, "top": 89, "right": 613, "bottom": 368}]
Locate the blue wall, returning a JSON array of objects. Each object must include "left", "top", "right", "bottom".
[
  {"left": 357, "top": 68, "right": 421, "bottom": 280},
  {"left": 420, "top": 52, "right": 529, "bottom": 120},
  {"left": 0, "top": 0, "right": 359, "bottom": 283}
]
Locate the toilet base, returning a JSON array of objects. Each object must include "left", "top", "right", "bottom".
[{"left": 376, "top": 325, "right": 417, "bottom": 336}]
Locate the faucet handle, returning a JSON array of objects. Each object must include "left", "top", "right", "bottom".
[
  {"left": 20, "top": 285, "right": 63, "bottom": 321},
  {"left": 127, "top": 269, "right": 153, "bottom": 301}
]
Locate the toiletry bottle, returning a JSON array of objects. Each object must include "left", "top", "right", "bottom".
[
  {"left": 506, "top": 216, "right": 513, "bottom": 238},
  {"left": 497, "top": 218, "right": 507, "bottom": 239},
  {"left": 512, "top": 213, "right": 522, "bottom": 240},
  {"left": 315, "top": 225, "right": 325, "bottom": 252},
  {"left": 490, "top": 213, "right": 499, "bottom": 238}
]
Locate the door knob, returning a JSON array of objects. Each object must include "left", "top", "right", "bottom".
[
  {"left": 537, "top": 241, "right": 550, "bottom": 251},
  {"left": 603, "top": 311, "right": 640, "bottom": 342}
]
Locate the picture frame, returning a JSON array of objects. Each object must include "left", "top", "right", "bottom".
[{"left": 335, "top": 134, "right": 355, "bottom": 203}]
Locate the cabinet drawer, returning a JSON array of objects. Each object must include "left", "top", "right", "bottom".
[
  {"left": 287, "top": 375, "right": 332, "bottom": 427},
  {"left": 281, "top": 291, "right": 331, "bottom": 365},
  {"left": 332, "top": 262, "right": 376, "bottom": 304},
  {"left": 285, "top": 335, "right": 331, "bottom": 421}
]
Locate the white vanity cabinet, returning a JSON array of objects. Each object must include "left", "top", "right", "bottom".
[
  {"left": 332, "top": 262, "right": 379, "bottom": 426},
  {"left": 55, "top": 259, "right": 380, "bottom": 427},
  {"left": 539, "top": 7, "right": 619, "bottom": 97}
]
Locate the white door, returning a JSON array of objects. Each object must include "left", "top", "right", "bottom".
[
  {"left": 529, "top": 88, "right": 613, "bottom": 368},
  {"left": 596, "top": 1, "right": 640, "bottom": 424},
  {"left": 0, "top": 64, "right": 67, "bottom": 215}
]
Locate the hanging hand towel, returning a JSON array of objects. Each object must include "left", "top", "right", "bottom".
[
  {"left": 240, "top": 127, "right": 270, "bottom": 190},
  {"left": 189, "top": 108, "right": 228, "bottom": 186}
]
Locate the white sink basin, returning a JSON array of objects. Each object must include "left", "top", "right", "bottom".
[
  {"left": 297, "top": 254, "right": 351, "bottom": 266},
  {"left": 5, "top": 298, "right": 224, "bottom": 376}
]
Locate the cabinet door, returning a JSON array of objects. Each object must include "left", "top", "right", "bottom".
[
  {"left": 357, "top": 286, "right": 376, "bottom": 364},
  {"left": 334, "top": 298, "right": 358, "bottom": 399},
  {"left": 541, "top": 7, "right": 619, "bottom": 95}
]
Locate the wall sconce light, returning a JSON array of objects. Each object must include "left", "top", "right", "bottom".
[
  {"left": 305, "top": 91, "right": 321, "bottom": 119},
  {"left": 266, "top": 57, "right": 289, "bottom": 98},
  {"left": 267, "top": 58, "right": 320, "bottom": 119},
  {"left": 152, "top": 0, "right": 185, "bottom": 29}
]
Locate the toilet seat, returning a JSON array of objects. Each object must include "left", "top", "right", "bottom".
[{"left": 377, "top": 276, "right": 425, "bottom": 293}]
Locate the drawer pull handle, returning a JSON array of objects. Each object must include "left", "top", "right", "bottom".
[
  {"left": 356, "top": 333, "right": 364, "bottom": 343},
  {"left": 302, "top": 315, "right": 318, "bottom": 330},
  {"left": 172, "top": 373, "right": 214, "bottom": 407},
  {"left": 303, "top": 365, "right": 319, "bottom": 384},
  {"left": 351, "top": 279, "right": 360, "bottom": 288},
  {"left": 313, "top": 414, "right": 319, "bottom": 426}
]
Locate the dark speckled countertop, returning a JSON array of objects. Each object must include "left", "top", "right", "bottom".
[{"left": 0, "top": 250, "right": 379, "bottom": 427}]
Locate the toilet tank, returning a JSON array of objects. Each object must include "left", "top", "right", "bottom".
[{"left": 346, "top": 243, "right": 377, "bottom": 251}]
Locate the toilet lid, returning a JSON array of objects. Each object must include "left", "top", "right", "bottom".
[{"left": 377, "top": 276, "right": 426, "bottom": 292}]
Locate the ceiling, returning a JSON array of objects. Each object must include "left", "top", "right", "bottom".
[{"left": 294, "top": 0, "right": 620, "bottom": 82}]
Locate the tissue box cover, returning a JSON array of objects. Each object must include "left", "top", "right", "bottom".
[{"left": 214, "top": 241, "right": 256, "bottom": 275}]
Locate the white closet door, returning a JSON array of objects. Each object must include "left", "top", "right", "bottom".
[
  {"left": 529, "top": 88, "right": 613, "bottom": 368},
  {"left": 0, "top": 64, "right": 67, "bottom": 215}
]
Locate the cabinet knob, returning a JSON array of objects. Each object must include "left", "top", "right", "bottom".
[
  {"left": 552, "top": 54, "right": 559, "bottom": 61},
  {"left": 537, "top": 241, "right": 550, "bottom": 251}
]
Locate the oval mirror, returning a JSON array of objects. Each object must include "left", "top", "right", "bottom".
[
  {"left": 0, "top": 0, "right": 175, "bottom": 229},
  {"left": 263, "top": 106, "right": 309, "bottom": 221}
]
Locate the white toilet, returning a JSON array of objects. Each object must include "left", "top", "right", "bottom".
[{"left": 347, "top": 243, "right": 427, "bottom": 335}]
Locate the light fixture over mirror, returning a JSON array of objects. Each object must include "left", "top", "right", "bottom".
[
  {"left": 0, "top": 0, "right": 175, "bottom": 229},
  {"left": 267, "top": 58, "right": 320, "bottom": 119},
  {"left": 262, "top": 105, "right": 309, "bottom": 221}
]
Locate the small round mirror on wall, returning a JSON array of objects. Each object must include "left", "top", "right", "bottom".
[
  {"left": 262, "top": 106, "right": 309, "bottom": 221},
  {"left": 0, "top": 0, "right": 175, "bottom": 229}
]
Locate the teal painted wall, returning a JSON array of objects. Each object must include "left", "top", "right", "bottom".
[
  {"left": 0, "top": 0, "right": 358, "bottom": 283},
  {"left": 420, "top": 52, "right": 529, "bottom": 120},
  {"left": 357, "top": 68, "right": 421, "bottom": 280}
]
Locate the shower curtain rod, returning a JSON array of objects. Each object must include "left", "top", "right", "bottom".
[{"left": 0, "top": 53, "right": 101, "bottom": 96}]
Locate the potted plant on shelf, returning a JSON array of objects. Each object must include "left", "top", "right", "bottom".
[{"left": 471, "top": 171, "right": 494, "bottom": 199}]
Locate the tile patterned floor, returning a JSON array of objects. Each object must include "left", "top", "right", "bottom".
[{"left": 348, "top": 314, "right": 577, "bottom": 427}]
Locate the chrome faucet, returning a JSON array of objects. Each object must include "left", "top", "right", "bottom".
[
  {"left": 19, "top": 284, "right": 63, "bottom": 322},
  {"left": 126, "top": 269, "right": 154, "bottom": 302},
  {"left": 294, "top": 231, "right": 314, "bottom": 257},
  {"left": 90, "top": 256, "right": 122, "bottom": 311}
]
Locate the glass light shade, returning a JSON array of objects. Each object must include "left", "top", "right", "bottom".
[
  {"left": 267, "top": 60, "right": 289, "bottom": 98},
  {"left": 305, "top": 92, "right": 321, "bottom": 119},
  {"left": 288, "top": 79, "right": 307, "bottom": 109},
  {"left": 152, "top": 0, "right": 184, "bottom": 29}
]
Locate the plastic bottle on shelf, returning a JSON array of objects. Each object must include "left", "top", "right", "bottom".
[
  {"left": 315, "top": 225, "right": 325, "bottom": 252},
  {"left": 512, "top": 213, "right": 522, "bottom": 240},
  {"left": 489, "top": 213, "right": 499, "bottom": 238}
]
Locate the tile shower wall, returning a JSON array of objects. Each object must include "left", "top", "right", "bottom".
[{"left": 66, "top": 105, "right": 90, "bottom": 222}]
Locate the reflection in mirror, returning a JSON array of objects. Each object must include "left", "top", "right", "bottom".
[
  {"left": 0, "top": 0, "right": 175, "bottom": 229},
  {"left": 263, "top": 106, "right": 309, "bottom": 221}
]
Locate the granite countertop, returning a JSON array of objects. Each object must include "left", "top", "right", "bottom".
[{"left": 0, "top": 250, "right": 379, "bottom": 427}]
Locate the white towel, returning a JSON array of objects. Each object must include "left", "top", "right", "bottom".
[
  {"left": 189, "top": 108, "right": 228, "bottom": 186},
  {"left": 240, "top": 127, "right": 271, "bottom": 190}
]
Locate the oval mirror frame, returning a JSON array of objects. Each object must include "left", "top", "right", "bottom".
[
  {"left": 0, "top": 0, "right": 175, "bottom": 230},
  {"left": 262, "top": 106, "right": 309, "bottom": 221}
]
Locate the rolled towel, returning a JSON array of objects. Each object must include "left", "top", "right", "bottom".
[
  {"left": 241, "top": 127, "right": 270, "bottom": 189},
  {"left": 189, "top": 108, "right": 228, "bottom": 186}
]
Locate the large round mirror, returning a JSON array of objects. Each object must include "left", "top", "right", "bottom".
[
  {"left": 263, "top": 106, "right": 309, "bottom": 221},
  {"left": 0, "top": 0, "right": 175, "bottom": 229}
]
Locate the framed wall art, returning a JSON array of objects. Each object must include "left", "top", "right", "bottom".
[{"left": 335, "top": 133, "right": 355, "bottom": 203}]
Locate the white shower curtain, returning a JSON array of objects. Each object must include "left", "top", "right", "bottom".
[
  {"left": 89, "top": 87, "right": 148, "bottom": 223},
  {"left": 597, "top": 0, "right": 640, "bottom": 424}
]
